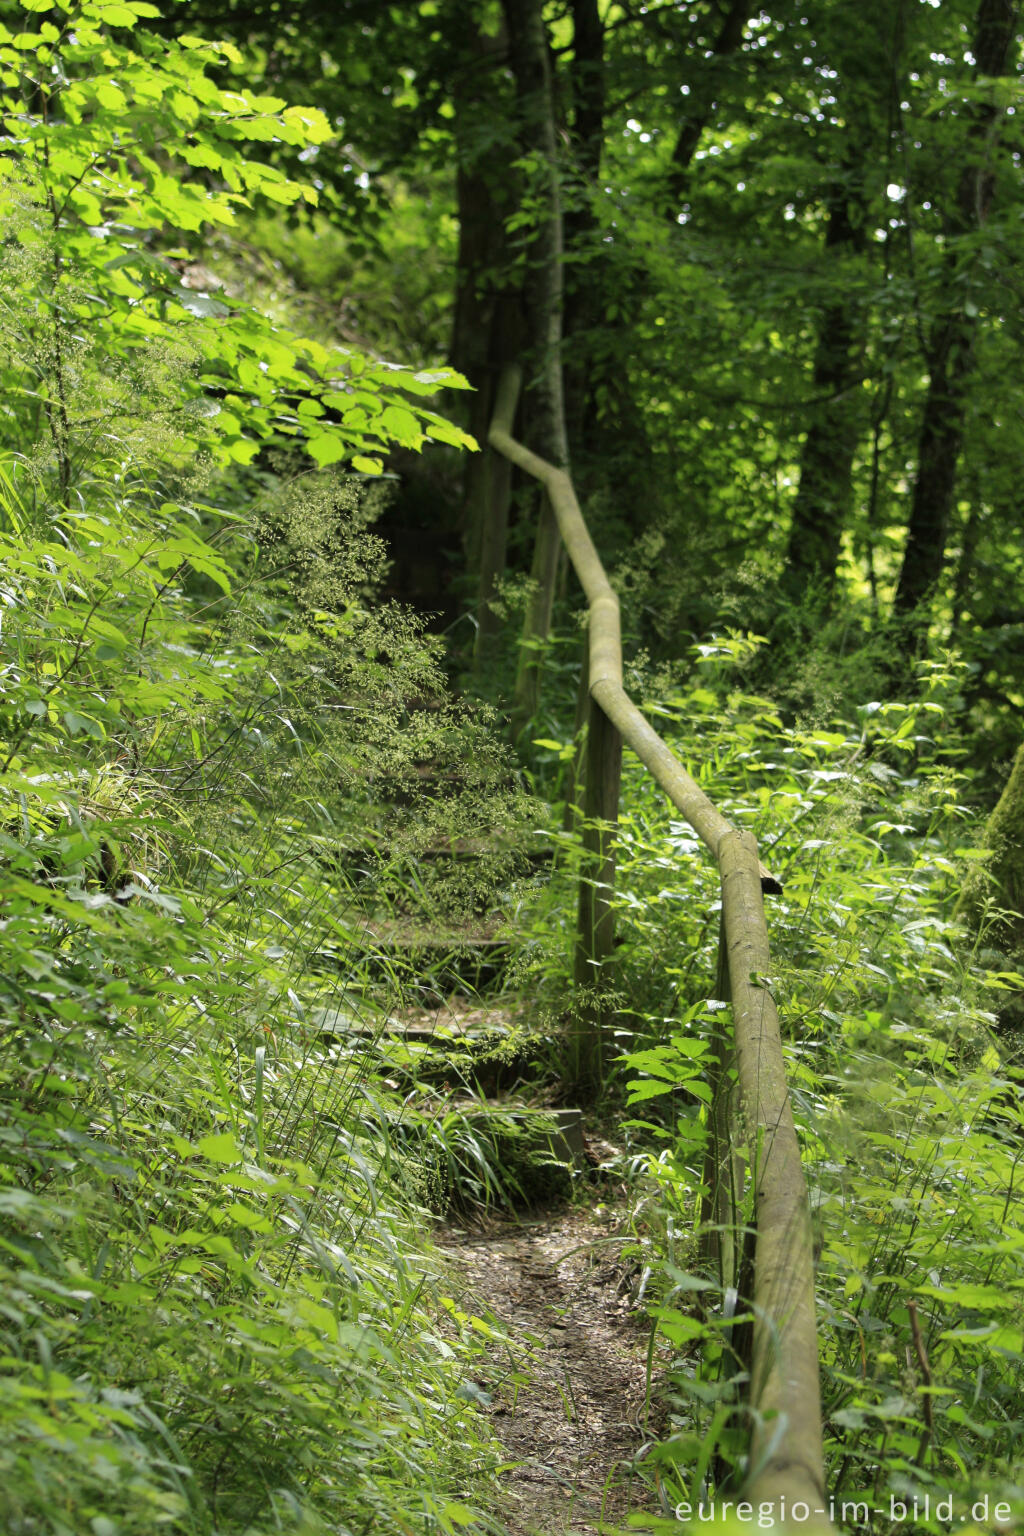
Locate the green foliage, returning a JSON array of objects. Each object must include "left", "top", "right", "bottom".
[
  {"left": 0, "top": 3, "right": 528, "bottom": 1531},
  {"left": 491, "top": 621, "right": 1024, "bottom": 1523},
  {"left": 544, "top": 645, "right": 1024, "bottom": 1526},
  {"left": 0, "top": 0, "right": 474, "bottom": 487}
]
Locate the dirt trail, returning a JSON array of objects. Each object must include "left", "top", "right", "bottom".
[{"left": 437, "top": 1206, "right": 661, "bottom": 1536}]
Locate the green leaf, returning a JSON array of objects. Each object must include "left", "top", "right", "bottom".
[
  {"left": 97, "top": 3, "right": 141, "bottom": 24},
  {"left": 425, "top": 420, "right": 477, "bottom": 450},
  {"left": 917, "top": 1283, "right": 1013, "bottom": 1311},
  {"left": 222, "top": 436, "right": 260, "bottom": 464},
  {"left": 95, "top": 80, "right": 127, "bottom": 112},
  {"left": 379, "top": 405, "right": 420, "bottom": 444},
  {"left": 306, "top": 431, "right": 348, "bottom": 468},
  {"left": 625, "top": 1079, "right": 675, "bottom": 1102},
  {"left": 441, "top": 1504, "right": 480, "bottom": 1530},
  {"left": 225, "top": 1202, "right": 274, "bottom": 1232},
  {"left": 195, "top": 1132, "right": 244, "bottom": 1164},
  {"left": 62, "top": 710, "right": 104, "bottom": 739}
]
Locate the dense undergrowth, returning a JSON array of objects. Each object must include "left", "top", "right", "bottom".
[
  {"left": 0, "top": 444, "right": 528, "bottom": 1536},
  {"left": 519, "top": 634, "right": 1024, "bottom": 1531},
  {"left": 0, "top": 3, "right": 540, "bottom": 1529}
]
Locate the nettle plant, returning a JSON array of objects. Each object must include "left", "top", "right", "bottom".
[{"left": 590, "top": 646, "right": 1024, "bottom": 1525}]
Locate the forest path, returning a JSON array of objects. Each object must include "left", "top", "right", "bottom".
[{"left": 437, "top": 1204, "right": 660, "bottom": 1535}]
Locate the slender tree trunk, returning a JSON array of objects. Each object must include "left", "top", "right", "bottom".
[
  {"left": 893, "top": 0, "right": 1019, "bottom": 626},
  {"left": 782, "top": 164, "right": 868, "bottom": 603},
  {"left": 784, "top": 1, "right": 907, "bottom": 607},
  {"left": 948, "top": 477, "right": 983, "bottom": 644},
  {"left": 502, "top": 0, "right": 567, "bottom": 468},
  {"left": 503, "top": 0, "right": 570, "bottom": 738},
  {"left": 895, "top": 316, "right": 978, "bottom": 617},
  {"left": 451, "top": 166, "right": 496, "bottom": 591}
]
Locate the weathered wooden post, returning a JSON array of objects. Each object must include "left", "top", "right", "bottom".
[
  {"left": 697, "top": 916, "right": 742, "bottom": 1296},
  {"left": 571, "top": 684, "right": 622, "bottom": 1095},
  {"left": 561, "top": 638, "right": 591, "bottom": 841}
]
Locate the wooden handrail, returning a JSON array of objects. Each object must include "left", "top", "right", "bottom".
[{"left": 489, "top": 364, "right": 833, "bottom": 1532}]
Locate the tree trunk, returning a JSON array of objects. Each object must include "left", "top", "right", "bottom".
[
  {"left": 894, "top": 315, "right": 978, "bottom": 618},
  {"left": 784, "top": 1, "right": 906, "bottom": 607},
  {"left": 893, "top": 0, "right": 1019, "bottom": 627},
  {"left": 502, "top": 0, "right": 567, "bottom": 468},
  {"left": 503, "top": 0, "right": 570, "bottom": 737},
  {"left": 959, "top": 743, "right": 1024, "bottom": 954},
  {"left": 783, "top": 166, "right": 868, "bottom": 603}
]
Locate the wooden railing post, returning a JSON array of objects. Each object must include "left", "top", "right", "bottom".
[
  {"left": 719, "top": 829, "right": 829, "bottom": 1527},
  {"left": 570, "top": 687, "right": 622, "bottom": 1096},
  {"left": 561, "top": 635, "right": 591, "bottom": 841},
  {"left": 697, "top": 916, "right": 742, "bottom": 1295}
]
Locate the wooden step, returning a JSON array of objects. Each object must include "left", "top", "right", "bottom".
[
  {"left": 312, "top": 918, "right": 516, "bottom": 993},
  {"left": 434, "top": 1101, "right": 584, "bottom": 1169},
  {"left": 313, "top": 995, "right": 552, "bottom": 1098},
  {"left": 373, "top": 1094, "right": 584, "bottom": 1210}
]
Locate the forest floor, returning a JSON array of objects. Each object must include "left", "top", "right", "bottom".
[{"left": 437, "top": 1202, "right": 664, "bottom": 1535}]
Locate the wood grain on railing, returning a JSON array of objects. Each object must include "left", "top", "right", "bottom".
[{"left": 489, "top": 363, "right": 833, "bottom": 1532}]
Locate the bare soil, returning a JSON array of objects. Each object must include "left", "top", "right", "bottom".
[{"left": 437, "top": 1204, "right": 663, "bottom": 1536}]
